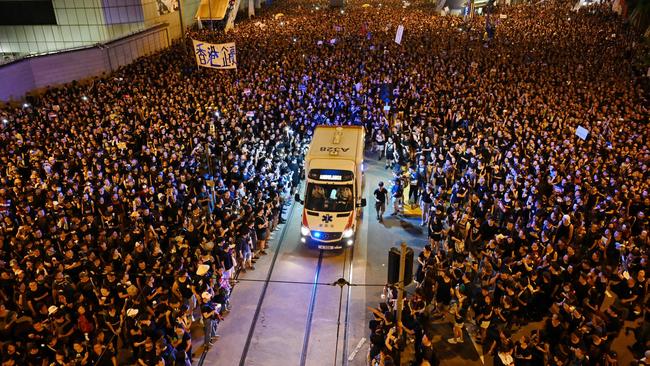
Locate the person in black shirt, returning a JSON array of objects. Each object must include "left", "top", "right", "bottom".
[
  {"left": 171, "top": 325, "right": 192, "bottom": 366},
  {"left": 373, "top": 182, "right": 388, "bottom": 221},
  {"left": 200, "top": 292, "right": 222, "bottom": 349},
  {"left": 416, "top": 332, "right": 439, "bottom": 366},
  {"left": 408, "top": 166, "right": 420, "bottom": 208},
  {"left": 415, "top": 245, "right": 433, "bottom": 284},
  {"left": 24, "top": 344, "right": 47, "bottom": 366},
  {"left": 88, "top": 343, "right": 117, "bottom": 366},
  {"left": 435, "top": 271, "right": 453, "bottom": 310},
  {"left": 172, "top": 270, "right": 197, "bottom": 322},
  {"left": 428, "top": 216, "right": 444, "bottom": 255},
  {"left": 419, "top": 185, "right": 434, "bottom": 227},
  {"left": 448, "top": 287, "right": 468, "bottom": 344},
  {"left": 137, "top": 338, "right": 158, "bottom": 366},
  {"left": 69, "top": 341, "right": 89, "bottom": 366},
  {"left": 254, "top": 208, "right": 269, "bottom": 255},
  {"left": 480, "top": 216, "right": 498, "bottom": 244}
]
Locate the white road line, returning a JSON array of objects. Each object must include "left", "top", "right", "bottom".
[
  {"left": 347, "top": 337, "right": 367, "bottom": 361},
  {"left": 355, "top": 162, "right": 371, "bottom": 289}
]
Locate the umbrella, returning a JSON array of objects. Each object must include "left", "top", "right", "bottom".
[
  {"left": 274, "top": 13, "right": 285, "bottom": 19},
  {"left": 362, "top": 3, "right": 371, "bottom": 7}
]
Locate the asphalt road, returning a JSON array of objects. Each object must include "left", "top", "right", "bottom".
[{"left": 192, "top": 155, "right": 486, "bottom": 366}]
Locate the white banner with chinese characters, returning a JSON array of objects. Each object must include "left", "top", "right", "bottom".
[{"left": 192, "top": 40, "right": 237, "bottom": 69}]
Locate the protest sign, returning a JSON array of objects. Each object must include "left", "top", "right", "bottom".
[
  {"left": 395, "top": 25, "right": 404, "bottom": 44},
  {"left": 575, "top": 125, "right": 589, "bottom": 140},
  {"left": 192, "top": 40, "right": 237, "bottom": 69}
]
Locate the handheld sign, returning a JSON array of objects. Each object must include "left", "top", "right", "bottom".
[
  {"left": 575, "top": 125, "right": 589, "bottom": 140},
  {"left": 395, "top": 25, "right": 404, "bottom": 44}
]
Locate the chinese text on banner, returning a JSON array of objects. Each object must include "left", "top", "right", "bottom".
[{"left": 192, "top": 40, "right": 237, "bottom": 70}]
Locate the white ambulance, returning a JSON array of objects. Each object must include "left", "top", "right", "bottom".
[{"left": 295, "top": 126, "right": 366, "bottom": 249}]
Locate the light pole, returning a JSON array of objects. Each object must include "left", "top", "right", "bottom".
[
  {"left": 178, "top": 0, "right": 184, "bottom": 35},
  {"left": 396, "top": 241, "right": 407, "bottom": 326},
  {"left": 209, "top": 0, "right": 214, "bottom": 30}
]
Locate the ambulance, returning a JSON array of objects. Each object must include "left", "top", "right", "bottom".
[{"left": 295, "top": 126, "right": 366, "bottom": 249}]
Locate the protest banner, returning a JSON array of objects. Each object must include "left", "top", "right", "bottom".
[{"left": 192, "top": 40, "right": 237, "bottom": 69}]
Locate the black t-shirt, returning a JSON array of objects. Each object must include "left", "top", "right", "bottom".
[
  {"left": 428, "top": 220, "right": 443, "bottom": 239},
  {"left": 103, "top": 310, "right": 121, "bottom": 330},
  {"left": 454, "top": 303, "right": 468, "bottom": 323},
  {"left": 28, "top": 285, "right": 49, "bottom": 303},
  {"left": 201, "top": 302, "right": 217, "bottom": 319},
  {"left": 480, "top": 221, "right": 498, "bottom": 241},
  {"left": 515, "top": 343, "right": 532, "bottom": 365},
  {"left": 618, "top": 283, "right": 637, "bottom": 301},
  {"left": 173, "top": 331, "right": 191, "bottom": 358},
  {"left": 176, "top": 278, "right": 194, "bottom": 299},
  {"left": 2, "top": 353, "right": 22, "bottom": 365},
  {"left": 27, "top": 325, "right": 48, "bottom": 342},
  {"left": 89, "top": 349, "right": 116, "bottom": 366},
  {"left": 138, "top": 348, "right": 158, "bottom": 365},
  {"left": 435, "top": 277, "right": 452, "bottom": 305},
  {"left": 255, "top": 216, "right": 267, "bottom": 238},
  {"left": 374, "top": 188, "right": 387, "bottom": 203},
  {"left": 421, "top": 191, "right": 433, "bottom": 204},
  {"left": 24, "top": 350, "right": 45, "bottom": 366}
]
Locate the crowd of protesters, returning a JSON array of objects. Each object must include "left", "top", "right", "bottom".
[
  {"left": 0, "top": 2, "right": 316, "bottom": 364},
  {"left": 364, "top": 1, "right": 649, "bottom": 366},
  {"left": 0, "top": 0, "right": 648, "bottom": 364}
]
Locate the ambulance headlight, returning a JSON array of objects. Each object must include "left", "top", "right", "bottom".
[
  {"left": 342, "top": 228, "right": 354, "bottom": 238},
  {"left": 301, "top": 226, "right": 311, "bottom": 236}
]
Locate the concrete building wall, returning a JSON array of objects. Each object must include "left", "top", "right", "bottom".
[
  {"left": 0, "top": 0, "right": 145, "bottom": 55},
  {"left": 29, "top": 47, "right": 110, "bottom": 89},
  {"left": 0, "top": 0, "right": 201, "bottom": 57},
  {"left": 0, "top": 0, "right": 202, "bottom": 101},
  {"left": 0, "top": 60, "right": 36, "bottom": 102},
  {"left": 107, "top": 24, "right": 169, "bottom": 69},
  {"left": 0, "top": 24, "right": 170, "bottom": 102}
]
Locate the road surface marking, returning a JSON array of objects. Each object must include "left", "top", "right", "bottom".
[{"left": 348, "top": 337, "right": 367, "bottom": 361}]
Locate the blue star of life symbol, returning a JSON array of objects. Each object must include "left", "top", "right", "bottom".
[{"left": 322, "top": 214, "right": 333, "bottom": 223}]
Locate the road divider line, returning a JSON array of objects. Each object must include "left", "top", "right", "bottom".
[
  {"left": 237, "top": 191, "right": 300, "bottom": 366},
  {"left": 300, "top": 250, "right": 325, "bottom": 366},
  {"left": 348, "top": 337, "right": 366, "bottom": 362}
]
